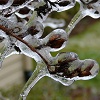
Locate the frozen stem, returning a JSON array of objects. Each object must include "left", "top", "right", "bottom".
[
  {"left": 65, "top": 10, "right": 85, "bottom": 36},
  {"left": 18, "top": 63, "right": 47, "bottom": 100}
]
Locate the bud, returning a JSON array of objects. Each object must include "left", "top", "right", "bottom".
[{"left": 43, "top": 29, "right": 68, "bottom": 52}]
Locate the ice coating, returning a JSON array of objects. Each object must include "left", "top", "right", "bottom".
[
  {"left": 47, "top": 74, "right": 74, "bottom": 86},
  {"left": 27, "top": 21, "right": 44, "bottom": 38},
  {"left": 16, "top": 29, "right": 68, "bottom": 62},
  {"left": 76, "top": 0, "right": 100, "bottom": 18},
  {"left": 0, "top": 16, "right": 27, "bottom": 35},
  {"left": 0, "top": 30, "right": 20, "bottom": 68},
  {"left": 53, "top": 0, "right": 76, "bottom": 12},
  {"left": 19, "top": 51, "right": 99, "bottom": 100},
  {"left": 34, "top": 0, "right": 76, "bottom": 22},
  {"left": 16, "top": 35, "right": 42, "bottom": 62},
  {"left": 0, "top": 0, "right": 76, "bottom": 22},
  {"left": 0, "top": 0, "right": 14, "bottom": 10},
  {"left": 43, "top": 29, "right": 68, "bottom": 52},
  {"left": 47, "top": 52, "right": 99, "bottom": 81},
  {"left": 0, "top": 1, "right": 99, "bottom": 100},
  {"left": 43, "top": 18, "right": 65, "bottom": 28}
]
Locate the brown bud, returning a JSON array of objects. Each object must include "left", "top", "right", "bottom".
[
  {"left": 27, "top": 26, "right": 39, "bottom": 36},
  {"left": 46, "top": 34, "right": 66, "bottom": 48}
]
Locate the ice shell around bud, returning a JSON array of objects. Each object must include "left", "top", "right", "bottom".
[
  {"left": 43, "top": 29, "right": 68, "bottom": 52},
  {"left": 79, "top": 0, "right": 94, "bottom": 4},
  {"left": 27, "top": 21, "right": 44, "bottom": 38},
  {"left": 87, "top": 0, "right": 100, "bottom": 19},
  {"left": 0, "top": 0, "right": 14, "bottom": 10},
  {"left": 0, "top": 16, "right": 27, "bottom": 35},
  {"left": 67, "top": 59, "right": 99, "bottom": 81},
  {"left": 56, "top": 52, "right": 78, "bottom": 63},
  {"left": 55, "top": 0, "right": 76, "bottom": 12},
  {"left": 81, "top": 59, "right": 99, "bottom": 80}
]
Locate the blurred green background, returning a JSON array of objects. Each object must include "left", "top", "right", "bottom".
[{"left": 0, "top": 4, "right": 100, "bottom": 100}]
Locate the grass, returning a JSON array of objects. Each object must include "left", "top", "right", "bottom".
[{"left": 0, "top": 21, "right": 100, "bottom": 100}]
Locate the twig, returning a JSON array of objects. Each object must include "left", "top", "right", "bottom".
[{"left": 0, "top": 25, "right": 49, "bottom": 66}]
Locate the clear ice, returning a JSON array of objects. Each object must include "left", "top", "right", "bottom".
[
  {"left": 0, "top": 0, "right": 99, "bottom": 100},
  {"left": 76, "top": 0, "right": 100, "bottom": 18}
]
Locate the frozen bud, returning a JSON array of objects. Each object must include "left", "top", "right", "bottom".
[
  {"left": 27, "top": 21, "right": 44, "bottom": 38},
  {"left": 55, "top": 0, "right": 76, "bottom": 12},
  {"left": 45, "top": 0, "right": 76, "bottom": 12},
  {"left": 34, "top": 3, "right": 52, "bottom": 22},
  {"left": 48, "top": 59, "right": 99, "bottom": 86},
  {"left": 15, "top": 7, "right": 31, "bottom": 18},
  {"left": 0, "top": 0, "right": 14, "bottom": 10},
  {"left": 43, "top": 29, "right": 68, "bottom": 52},
  {"left": 56, "top": 52, "right": 78, "bottom": 63},
  {"left": 48, "top": 52, "right": 79, "bottom": 74},
  {"left": 35, "top": 0, "right": 76, "bottom": 22},
  {"left": 67, "top": 59, "right": 99, "bottom": 80},
  {"left": 77, "top": 59, "right": 99, "bottom": 80},
  {"left": 48, "top": 52, "right": 99, "bottom": 81},
  {"left": 12, "top": 0, "right": 27, "bottom": 6},
  {"left": 27, "top": 26, "right": 39, "bottom": 36},
  {"left": 77, "top": 0, "right": 100, "bottom": 18}
]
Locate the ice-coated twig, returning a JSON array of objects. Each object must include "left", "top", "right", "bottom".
[
  {"left": 0, "top": 0, "right": 14, "bottom": 10},
  {"left": 0, "top": 45, "right": 13, "bottom": 68},
  {"left": 7, "top": 0, "right": 42, "bottom": 15},
  {"left": 18, "top": 62, "right": 48, "bottom": 100},
  {"left": 0, "top": 25, "right": 49, "bottom": 65},
  {"left": 65, "top": 10, "right": 85, "bottom": 36}
]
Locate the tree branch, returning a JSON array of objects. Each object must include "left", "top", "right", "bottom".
[{"left": 0, "top": 25, "right": 49, "bottom": 65}]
